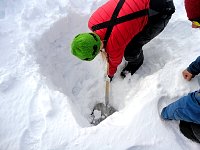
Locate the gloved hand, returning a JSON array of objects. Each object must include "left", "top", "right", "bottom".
[
  {"left": 107, "top": 75, "right": 113, "bottom": 82},
  {"left": 120, "top": 71, "right": 127, "bottom": 79}
]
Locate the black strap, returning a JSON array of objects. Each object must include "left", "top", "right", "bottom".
[
  {"left": 92, "top": 9, "right": 148, "bottom": 31},
  {"left": 91, "top": 0, "right": 149, "bottom": 47},
  {"left": 103, "top": 0, "right": 125, "bottom": 47}
]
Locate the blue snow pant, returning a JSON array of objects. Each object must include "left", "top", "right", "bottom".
[
  {"left": 161, "top": 90, "right": 200, "bottom": 124},
  {"left": 161, "top": 90, "right": 200, "bottom": 143}
]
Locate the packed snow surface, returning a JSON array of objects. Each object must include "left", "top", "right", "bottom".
[{"left": 0, "top": 0, "right": 200, "bottom": 149}]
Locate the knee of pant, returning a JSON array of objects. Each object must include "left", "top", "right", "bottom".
[
  {"left": 125, "top": 51, "right": 144, "bottom": 63},
  {"left": 124, "top": 44, "right": 142, "bottom": 57},
  {"left": 161, "top": 108, "right": 168, "bottom": 119}
]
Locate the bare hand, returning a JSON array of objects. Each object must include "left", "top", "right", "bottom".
[{"left": 182, "top": 69, "right": 193, "bottom": 81}]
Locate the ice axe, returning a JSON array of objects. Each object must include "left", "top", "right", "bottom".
[{"left": 91, "top": 62, "right": 116, "bottom": 125}]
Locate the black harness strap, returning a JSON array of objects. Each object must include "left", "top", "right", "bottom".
[
  {"left": 92, "top": 9, "right": 148, "bottom": 31},
  {"left": 103, "top": 0, "right": 125, "bottom": 47},
  {"left": 91, "top": 0, "right": 149, "bottom": 47}
]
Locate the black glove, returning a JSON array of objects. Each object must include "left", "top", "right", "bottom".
[
  {"left": 120, "top": 71, "right": 126, "bottom": 79},
  {"left": 108, "top": 75, "right": 113, "bottom": 82}
]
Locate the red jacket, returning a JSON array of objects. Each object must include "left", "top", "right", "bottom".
[
  {"left": 88, "top": 0, "right": 150, "bottom": 77},
  {"left": 185, "top": 0, "right": 200, "bottom": 21}
]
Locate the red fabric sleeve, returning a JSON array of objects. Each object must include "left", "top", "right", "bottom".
[{"left": 107, "top": 46, "right": 125, "bottom": 77}]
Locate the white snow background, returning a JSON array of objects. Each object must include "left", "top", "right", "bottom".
[{"left": 0, "top": 0, "right": 200, "bottom": 149}]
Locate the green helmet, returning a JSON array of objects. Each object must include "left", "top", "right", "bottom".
[{"left": 71, "top": 33, "right": 101, "bottom": 61}]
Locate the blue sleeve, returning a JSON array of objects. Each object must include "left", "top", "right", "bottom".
[{"left": 187, "top": 56, "right": 200, "bottom": 76}]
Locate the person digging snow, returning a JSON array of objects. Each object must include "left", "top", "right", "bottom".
[{"left": 71, "top": 0, "right": 175, "bottom": 80}]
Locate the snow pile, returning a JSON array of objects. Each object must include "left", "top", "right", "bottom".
[{"left": 0, "top": 0, "right": 200, "bottom": 150}]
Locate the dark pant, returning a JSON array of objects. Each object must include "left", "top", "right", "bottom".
[
  {"left": 124, "top": 0, "right": 175, "bottom": 64},
  {"left": 179, "top": 120, "right": 200, "bottom": 143}
]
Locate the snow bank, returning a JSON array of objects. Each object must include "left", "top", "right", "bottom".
[{"left": 0, "top": 0, "right": 200, "bottom": 150}]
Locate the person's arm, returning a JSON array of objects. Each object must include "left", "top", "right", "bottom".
[
  {"left": 107, "top": 47, "right": 124, "bottom": 77},
  {"left": 182, "top": 56, "right": 200, "bottom": 81},
  {"left": 108, "top": 57, "right": 122, "bottom": 77}
]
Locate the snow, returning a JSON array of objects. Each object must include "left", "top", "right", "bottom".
[{"left": 0, "top": 0, "right": 200, "bottom": 149}]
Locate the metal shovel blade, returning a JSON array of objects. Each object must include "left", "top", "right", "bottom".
[
  {"left": 90, "top": 69, "right": 116, "bottom": 125},
  {"left": 91, "top": 102, "right": 116, "bottom": 125}
]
